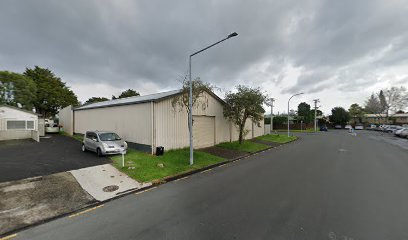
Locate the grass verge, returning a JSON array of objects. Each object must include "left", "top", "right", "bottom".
[
  {"left": 257, "top": 134, "right": 298, "bottom": 143},
  {"left": 111, "top": 148, "right": 224, "bottom": 183},
  {"left": 216, "top": 140, "right": 269, "bottom": 153}
]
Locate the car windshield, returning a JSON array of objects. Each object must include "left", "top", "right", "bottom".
[{"left": 98, "top": 133, "right": 121, "bottom": 141}]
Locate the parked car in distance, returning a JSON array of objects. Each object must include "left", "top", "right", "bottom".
[
  {"left": 399, "top": 129, "right": 408, "bottom": 138},
  {"left": 345, "top": 124, "right": 352, "bottom": 130},
  {"left": 394, "top": 128, "right": 406, "bottom": 136},
  {"left": 379, "top": 125, "right": 390, "bottom": 131},
  {"left": 320, "top": 125, "right": 328, "bottom": 131},
  {"left": 355, "top": 124, "right": 364, "bottom": 130},
  {"left": 82, "top": 131, "right": 128, "bottom": 157},
  {"left": 367, "top": 124, "right": 377, "bottom": 130},
  {"left": 384, "top": 125, "right": 402, "bottom": 133},
  {"left": 45, "top": 123, "right": 60, "bottom": 133},
  {"left": 334, "top": 125, "right": 342, "bottom": 129}
]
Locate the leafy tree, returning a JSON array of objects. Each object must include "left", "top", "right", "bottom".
[
  {"left": 297, "top": 102, "right": 312, "bottom": 123},
  {"left": 396, "top": 110, "right": 405, "bottom": 114},
  {"left": 84, "top": 97, "right": 109, "bottom": 105},
  {"left": 264, "top": 115, "right": 287, "bottom": 125},
  {"left": 223, "top": 86, "right": 266, "bottom": 144},
  {"left": 348, "top": 103, "right": 365, "bottom": 123},
  {"left": 24, "top": 66, "right": 78, "bottom": 117},
  {"left": 364, "top": 93, "right": 381, "bottom": 114},
  {"left": 0, "top": 71, "right": 37, "bottom": 110},
  {"left": 112, "top": 89, "right": 140, "bottom": 99},
  {"left": 329, "top": 107, "right": 350, "bottom": 125},
  {"left": 378, "top": 90, "right": 387, "bottom": 114}
]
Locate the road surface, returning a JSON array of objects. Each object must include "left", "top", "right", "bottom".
[{"left": 13, "top": 130, "right": 408, "bottom": 240}]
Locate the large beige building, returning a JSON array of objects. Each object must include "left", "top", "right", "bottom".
[{"left": 59, "top": 90, "right": 264, "bottom": 154}]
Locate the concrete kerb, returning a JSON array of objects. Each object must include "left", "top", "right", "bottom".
[{"left": 0, "top": 137, "right": 299, "bottom": 238}]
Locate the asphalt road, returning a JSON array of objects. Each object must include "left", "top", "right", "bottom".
[
  {"left": 0, "top": 134, "right": 109, "bottom": 182},
  {"left": 13, "top": 131, "right": 408, "bottom": 240}
]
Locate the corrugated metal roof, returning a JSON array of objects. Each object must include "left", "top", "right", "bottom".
[{"left": 75, "top": 89, "right": 182, "bottom": 111}]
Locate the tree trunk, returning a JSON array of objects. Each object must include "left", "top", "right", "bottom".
[{"left": 238, "top": 122, "right": 245, "bottom": 144}]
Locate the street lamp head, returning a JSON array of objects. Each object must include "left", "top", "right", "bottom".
[{"left": 227, "top": 32, "right": 238, "bottom": 38}]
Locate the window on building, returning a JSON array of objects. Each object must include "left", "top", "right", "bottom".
[
  {"left": 26, "top": 121, "right": 35, "bottom": 130},
  {"left": 7, "top": 120, "right": 26, "bottom": 130}
]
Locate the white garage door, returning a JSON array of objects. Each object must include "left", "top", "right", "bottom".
[{"left": 193, "top": 116, "right": 215, "bottom": 148}]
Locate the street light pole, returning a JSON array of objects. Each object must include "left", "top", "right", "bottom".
[
  {"left": 265, "top": 98, "right": 275, "bottom": 134},
  {"left": 188, "top": 32, "right": 238, "bottom": 165},
  {"left": 313, "top": 99, "right": 320, "bottom": 132},
  {"left": 287, "top": 93, "right": 304, "bottom": 137}
]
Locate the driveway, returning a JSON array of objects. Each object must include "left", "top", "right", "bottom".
[{"left": 0, "top": 134, "right": 110, "bottom": 183}]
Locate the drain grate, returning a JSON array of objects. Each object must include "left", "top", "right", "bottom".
[{"left": 103, "top": 185, "right": 119, "bottom": 192}]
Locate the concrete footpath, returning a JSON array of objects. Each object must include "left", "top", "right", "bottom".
[{"left": 69, "top": 164, "right": 151, "bottom": 201}]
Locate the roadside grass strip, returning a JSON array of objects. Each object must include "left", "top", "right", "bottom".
[
  {"left": 68, "top": 204, "right": 104, "bottom": 218},
  {"left": 256, "top": 134, "right": 298, "bottom": 144},
  {"left": 216, "top": 140, "right": 269, "bottom": 153},
  {"left": 112, "top": 148, "right": 224, "bottom": 183}
]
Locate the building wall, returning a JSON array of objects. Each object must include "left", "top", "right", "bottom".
[
  {"left": 59, "top": 105, "right": 74, "bottom": 135},
  {"left": 74, "top": 103, "right": 152, "bottom": 146},
  {"left": 0, "top": 130, "right": 31, "bottom": 141},
  {"left": 0, "top": 106, "right": 39, "bottom": 141},
  {"left": 154, "top": 92, "right": 264, "bottom": 150},
  {"left": 0, "top": 106, "right": 38, "bottom": 131}
]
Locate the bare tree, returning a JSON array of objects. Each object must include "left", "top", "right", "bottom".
[
  {"left": 171, "top": 77, "right": 213, "bottom": 116},
  {"left": 364, "top": 93, "right": 381, "bottom": 114},
  {"left": 382, "top": 86, "right": 408, "bottom": 120}
]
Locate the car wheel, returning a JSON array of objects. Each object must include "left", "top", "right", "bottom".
[
  {"left": 96, "top": 148, "right": 103, "bottom": 157},
  {"left": 81, "top": 144, "right": 87, "bottom": 152}
]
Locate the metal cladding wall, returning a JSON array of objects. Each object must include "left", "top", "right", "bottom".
[
  {"left": 230, "top": 118, "right": 264, "bottom": 141},
  {"left": 154, "top": 92, "right": 232, "bottom": 150},
  {"left": 153, "top": 92, "right": 264, "bottom": 150},
  {"left": 58, "top": 105, "right": 74, "bottom": 135},
  {"left": 74, "top": 103, "right": 152, "bottom": 146}
]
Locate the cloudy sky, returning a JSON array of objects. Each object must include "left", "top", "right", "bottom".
[{"left": 1, "top": 0, "right": 407, "bottom": 114}]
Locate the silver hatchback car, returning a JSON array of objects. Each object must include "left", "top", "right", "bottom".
[{"left": 82, "top": 131, "right": 128, "bottom": 157}]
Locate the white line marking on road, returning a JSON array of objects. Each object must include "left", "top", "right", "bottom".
[
  {"left": 135, "top": 186, "right": 157, "bottom": 194},
  {"left": 174, "top": 176, "right": 189, "bottom": 182},
  {"left": 201, "top": 169, "right": 212, "bottom": 173},
  {"left": 0, "top": 234, "right": 17, "bottom": 240},
  {"left": 69, "top": 205, "right": 104, "bottom": 218}
]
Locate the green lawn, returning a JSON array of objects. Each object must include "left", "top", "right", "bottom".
[
  {"left": 257, "top": 134, "right": 298, "bottom": 143},
  {"left": 111, "top": 148, "right": 224, "bottom": 183},
  {"left": 216, "top": 140, "right": 269, "bottom": 153}
]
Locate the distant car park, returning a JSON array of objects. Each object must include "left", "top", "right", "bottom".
[
  {"left": 345, "top": 124, "right": 352, "bottom": 130},
  {"left": 334, "top": 125, "right": 342, "bottom": 129}
]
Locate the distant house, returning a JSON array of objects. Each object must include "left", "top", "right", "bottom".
[
  {"left": 0, "top": 105, "right": 40, "bottom": 142},
  {"left": 363, "top": 113, "right": 408, "bottom": 125},
  {"left": 59, "top": 89, "right": 264, "bottom": 154}
]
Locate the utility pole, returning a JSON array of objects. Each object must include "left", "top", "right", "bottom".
[
  {"left": 313, "top": 99, "right": 320, "bottom": 132},
  {"left": 265, "top": 98, "right": 275, "bottom": 134}
]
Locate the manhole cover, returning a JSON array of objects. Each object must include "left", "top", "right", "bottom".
[{"left": 103, "top": 185, "right": 119, "bottom": 192}]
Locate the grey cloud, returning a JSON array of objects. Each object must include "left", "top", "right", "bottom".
[{"left": 0, "top": 0, "right": 408, "bottom": 100}]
